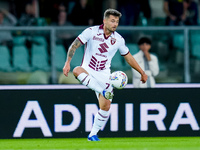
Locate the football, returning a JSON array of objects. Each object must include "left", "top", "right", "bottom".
[{"left": 109, "top": 71, "right": 128, "bottom": 89}]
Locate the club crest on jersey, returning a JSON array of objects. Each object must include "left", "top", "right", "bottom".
[{"left": 111, "top": 38, "right": 116, "bottom": 45}]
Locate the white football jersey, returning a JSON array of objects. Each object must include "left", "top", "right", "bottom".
[{"left": 78, "top": 25, "right": 129, "bottom": 75}]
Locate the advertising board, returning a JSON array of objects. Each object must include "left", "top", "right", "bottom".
[{"left": 0, "top": 87, "right": 199, "bottom": 138}]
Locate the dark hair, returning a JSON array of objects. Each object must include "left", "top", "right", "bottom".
[
  {"left": 104, "top": 8, "right": 122, "bottom": 19},
  {"left": 138, "top": 37, "right": 152, "bottom": 45}
]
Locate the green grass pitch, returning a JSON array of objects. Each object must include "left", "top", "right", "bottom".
[{"left": 0, "top": 137, "right": 200, "bottom": 150}]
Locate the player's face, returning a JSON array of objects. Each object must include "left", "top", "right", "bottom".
[{"left": 104, "top": 15, "right": 119, "bottom": 33}]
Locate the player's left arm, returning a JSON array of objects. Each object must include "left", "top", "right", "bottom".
[{"left": 124, "top": 53, "right": 148, "bottom": 83}]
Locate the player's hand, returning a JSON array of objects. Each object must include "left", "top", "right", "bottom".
[
  {"left": 141, "top": 72, "right": 148, "bottom": 83},
  {"left": 63, "top": 62, "right": 70, "bottom": 77}
]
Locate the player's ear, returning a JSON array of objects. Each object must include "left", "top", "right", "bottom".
[{"left": 103, "top": 19, "right": 106, "bottom": 24}]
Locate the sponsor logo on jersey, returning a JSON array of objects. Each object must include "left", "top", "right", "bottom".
[{"left": 93, "top": 36, "right": 104, "bottom": 42}]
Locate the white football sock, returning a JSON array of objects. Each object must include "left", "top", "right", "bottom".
[
  {"left": 89, "top": 109, "right": 109, "bottom": 137},
  {"left": 77, "top": 73, "right": 104, "bottom": 93}
]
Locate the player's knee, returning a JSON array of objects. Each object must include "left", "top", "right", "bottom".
[
  {"left": 101, "top": 105, "right": 110, "bottom": 111},
  {"left": 100, "top": 103, "right": 110, "bottom": 111},
  {"left": 73, "top": 66, "right": 88, "bottom": 77},
  {"left": 73, "top": 66, "right": 81, "bottom": 77}
]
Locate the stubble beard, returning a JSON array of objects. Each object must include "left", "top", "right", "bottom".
[{"left": 107, "top": 26, "right": 116, "bottom": 33}]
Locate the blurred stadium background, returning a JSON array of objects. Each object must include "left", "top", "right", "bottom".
[{"left": 0, "top": 0, "right": 200, "bottom": 85}]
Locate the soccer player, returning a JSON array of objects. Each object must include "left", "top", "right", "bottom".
[{"left": 63, "top": 8, "right": 148, "bottom": 141}]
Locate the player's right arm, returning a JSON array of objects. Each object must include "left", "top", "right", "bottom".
[{"left": 63, "top": 38, "right": 83, "bottom": 77}]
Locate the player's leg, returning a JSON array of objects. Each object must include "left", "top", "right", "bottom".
[
  {"left": 88, "top": 94, "right": 111, "bottom": 141},
  {"left": 73, "top": 66, "right": 113, "bottom": 141},
  {"left": 73, "top": 66, "right": 113, "bottom": 99}
]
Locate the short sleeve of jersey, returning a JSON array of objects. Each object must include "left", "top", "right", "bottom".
[
  {"left": 118, "top": 37, "right": 129, "bottom": 56},
  {"left": 78, "top": 27, "right": 93, "bottom": 44}
]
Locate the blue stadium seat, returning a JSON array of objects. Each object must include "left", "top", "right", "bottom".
[
  {"left": 32, "top": 36, "right": 48, "bottom": 47},
  {"left": 190, "top": 33, "right": 200, "bottom": 45},
  {"left": 31, "top": 44, "right": 50, "bottom": 71},
  {"left": 190, "top": 33, "right": 200, "bottom": 58},
  {"left": 191, "top": 44, "right": 200, "bottom": 59},
  {"left": 12, "top": 45, "right": 31, "bottom": 71},
  {"left": 0, "top": 45, "right": 12, "bottom": 72},
  {"left": 173, "top": 33, "right": 184, "bottom": 50},
  {"left": 191, "top": 43, "right": 200, "bottom": 73},
  {"left": 13, "top": 36, "right": 26, "bottom": 45},
  {"left": 31, "top": 44, "right": 48, "bottom": 58},
  {"left": 55, "top": 45, "right": 67, "bottom": 71},
  {"left": 31, "top": 55, "right": 50, "bottom": 71},
  {"left": 70, "top": 46, "right": 84, "bottom": 69}
]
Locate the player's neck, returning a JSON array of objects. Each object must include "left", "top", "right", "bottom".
[{"left": 103, "top": 27, "right": 112, "bottom": 38}]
